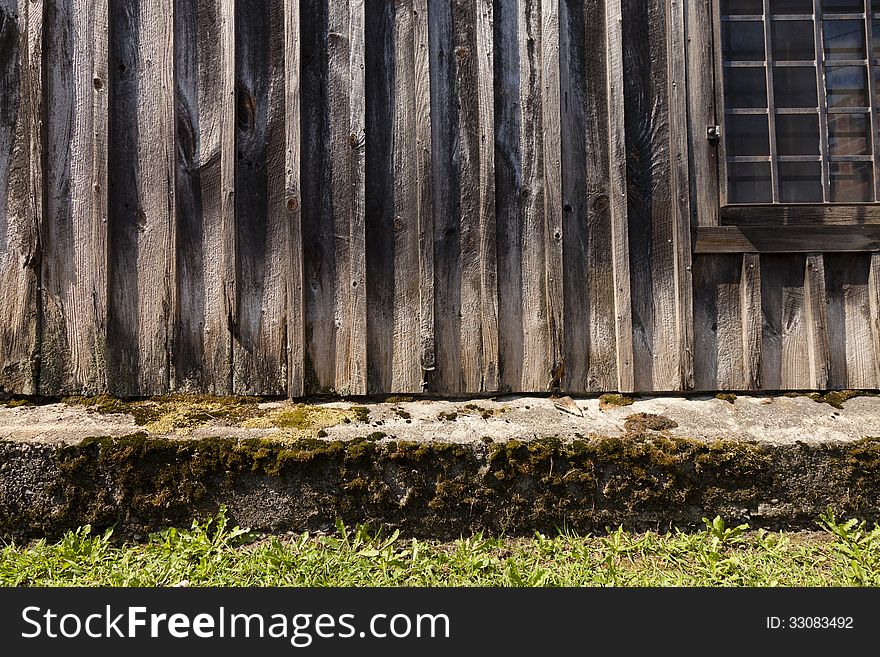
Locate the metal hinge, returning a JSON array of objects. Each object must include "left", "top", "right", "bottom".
[{"left": 707, "top": 125, "right": 721, "bottom": 143}]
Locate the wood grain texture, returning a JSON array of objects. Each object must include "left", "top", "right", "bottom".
[
  {"left": 285, "top": 0, "right": 304, "bottom": 397},
  {"left": 823, "top": 254, "right": 876, "bottom": 389},
  {"left": 804, "top": 254, "right": 830, "bottom": 390},
  {"left": 623, "top": 0, "right": 679, "bottom": 391},
  {"left": 692, "top": 255, "right": 743, "bottom": 391},
  {"left": 429, "top": 0, "right": 498, "bottom": 394},
  {"left": 721, "top": 205, "right": 880, "bottom": 225},
  {"left": 606, "top": 0, "right": 634, "bottom": 393},
  {"left": 760, "top": 255, "right": 811, "bottom": 390},
  {"left": 173, "top": 0, "right": 234, "bottom": 393},
  {"left": 869, "top": 252, "right": 880, "bottom": 387},
  {"left": 107, "top": 0, "right": 177, "bottom": 395},
  {"left": 667, "top": 0, "right": 694, "bottom": 390},
  {"left": 233, "top": 0, "right": 287, "bottom": 395},
  {"left": 695, "top": 226, "right": 880, "bottom": 254},
  {"left": 41, "top": 0, "right": 109, "bottom": 394},
  {"left": 741, "top": 253, "right": 762, "bottom": 389},
  {"left": 687, "top": 0, "right": 718, "bottom": 227},
  {"left": 0, "top": 0, "right": 39, "bottom": 394}
]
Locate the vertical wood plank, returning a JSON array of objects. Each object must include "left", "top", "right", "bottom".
[
  {"left": 41, "top": 0, "right": 109, "bottom": 394},
  {"left": 687, "top": 0, "right": 718, "bottom": 226},
  {"left": 869, "top": 252, "right": 880, "bottom": 386},
  {"left": 760, "top": 255, "right": 810, "bottom": 390},
  {"left": 804, "top": 253, "right": 830, "bottom": 390},
  {"left": 692, "top": 255, "right": 743, "bottom": 391},
  {"left": 108, "top": 0, "right": 177, "bottom": 395},
  {"left": 233, "top": 0, "right": 288, "bottom": 395},
  {"left": 173, "top": 0, "right": 235, "bottom": 393},
  {"left": 0, "top": 0, "right": 39, "bottom": 394},
  {"left": 606, "top": 0, "right": 634, "bottom": 392},
  {"left": 741, "top": 253, "right": 762, "bottom": 389},
  {"left": 329, "top": 0, "right": 366, "bottom": 394},
  {"left": 667, "top": 0, "right": 694, "bottom": 390},
  {"left": 285, "top": 0, "right": 304, "bottom": 397},
  {"left": 542, "top": 0, "right": 564, "bottom": 389},
  {"left": 823, "top": 254, "right": 876, "bottom": 389}
]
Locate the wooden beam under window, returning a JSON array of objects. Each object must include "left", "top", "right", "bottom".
[{"left": 695, "top": 226, "right": 880, "bottom": 253}]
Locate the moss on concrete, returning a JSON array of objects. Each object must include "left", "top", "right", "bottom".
[
  {"left": 809, "top": 390, "right": 879, "bottom": 409},
  {"left": 715, "top": 393, "right": 737, "bottom": 404},
  {"left": 623, "top": 413, "right": 678, "bottom": 433},
  {"left": 599, "top": 393, "right": 634, "bottom": 409},
  {"left": 0, "top": 397, "right": 34, "bottom": 408}
]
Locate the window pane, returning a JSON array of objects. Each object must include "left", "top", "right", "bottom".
[
  {"left": 773, "top": 21, "right": 816, "bottom": 60},
  {"left": 726, "top": 115, "right": 771, "bottom": 155},
  {"left": 826, "top": 65, "right": 869, "bottom": 107},
  {"left": 821, "top": 0, "right": 864, "bottom": 11},
  {"left": 725, "top": 68, "right": 768, "bottom": 107},
  {"left": 770, "top": 0, "right": 813, "bottom": 13},
  {"left": 823, "top": 20, "right": 866, "bottom": 60},
  {"left": 830, "top": 162, "right": 873, "bottom": 201},
  {"left": 722, "top": 22, "right": 766, "bottom": 61},
  {"left": 779, "top": 162, "right": 824, "bottom": 202},
  {"left": 776, "top": 114, "right": 820, "bottom": 154},
  {"left": 827, "top": 113, "right": 872, "bottom": 155},
  {"left": 728, "top": 162, "right": 773, "bottom": 203},
  {"left": 721, "top": 0, "right": 764, "bottom": 14},
  {"left": 873, "top": 20, "right": 880, "bottom": 59},
  {"left": 774, "top": 67, "right": 818, "bottom": 106}
]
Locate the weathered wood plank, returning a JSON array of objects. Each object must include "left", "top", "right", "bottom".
[
  {"left": 173, "top": 0, "right": 234, "bottom": 393},
  {"left": 667, "top": 0, "right": 694, "bottom": 390},
  {"left": 607, "top": 0, "right": 634, "bottom": 392},
  {"left": 285, "top": 0, "right": 304, "bottom": 397},
  {"left": 804, "top": 254, "right": 830, "bottom": 390},
  {"left": 760, "top": 255, "right": 811, "bottom": 390},
  {"left": 107, "top": 0, "right": 177, "bottom": 395},
  {"left": 824, "top": 254, "right": 876, "bottom": 389},
  {"left": 388, "top": 0, "right": 424, "bottom": 392},
  {"left": 623, "top": 0, "right": 678, "bottom": 391},
  {"left": 869, "top": 252, "right": 880, "bottom": 386},
  {"left": 41, "top": 0, "right": 109, "bottom": 394},
  {"left": 233, "top": 0, "right": 287, "bottom": 395},
  {"left": 687, "top": 0, "right": 718, "bottom": 227},
  {"left": 721, "top": 205, "right": 880, "bottom": 226},
  {"left": 542, "top": 0, "right": 564, "bottom": 390},
  {"left": 430, "top": 0, "right": 497, "bottom": 394},
  {"left": 692, "top": 255, "right": 743, "bottom": 391},
  {"left": 695, "top": 226, "right": 880, "bottom": 254},
  {"left": 0, "top": 0, "right": 39, "bottom": 394},
  {"left": 741, "top": 253, "right": 762, "bottom": 389}
]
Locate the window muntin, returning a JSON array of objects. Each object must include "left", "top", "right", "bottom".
[{"left": 719, "top": 0, "right": 880, "bottom": 204}]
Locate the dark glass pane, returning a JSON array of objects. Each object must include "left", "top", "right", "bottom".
[
  {"left": 728, "top": 162, "right": 773, "bottom": 203},
  {"left": 725, "top": 115, "right": 771, "bottom": 155},
  {"left": 772, "top": 21, "right": 816, "bottom": 60},
  {"left": 822, "top": 0, "right": 864, "bottom": 11},
  {"left": 779, "top": 162, "right": 824, "bottom": 202},
  {"left": 776, "top": 114, "right": 820, "bottom": 154},
  {"left": 826, "top": 65, "right": 869, "bottom": 106},
  {"left": 774, "top": 67, "right": 818, "bottom": 106},
  {"left": 721, "top": 0, "right": 764, "bottom": 14},
  {"left": 873, "top": 20, "right": 880, "bottom": 59},
  {"left": 725, "top": 68, "right": 768, "bottom": 107},
  {"left": 828, "top": 113, "right": 872, "bottom": 155},
  {"left": 824, "top": 20, "right": 867, "bottom": 60},
  {"left": 770, "top": 0, "right": 813, "bottom": 13},
  {"left": 830, "top": 161, "right": 873, "bottom": 201},
  {"left": 722, "top": 22, "right": 766, "bottom": 61}
]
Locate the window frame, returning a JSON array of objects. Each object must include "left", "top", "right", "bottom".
[{"left": 689, "top": 0, "right": 880, "bottom": 253}]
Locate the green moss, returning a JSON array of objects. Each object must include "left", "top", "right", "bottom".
[
  {"left": 350, "top": 406, "right": 370, "bottom": 423},
  {"left": 394, "top": 408, "right": 412, "bottom": 420},
  {"left": 0, "top": 397, "right": 34, "bottom": 408},
  {"left": 810, "top": 390, "right": 878, "bottom": 409},
  {"left": 623, "top": 413, "right": 678, "bottom": 433},
  {"left": 599, "top": 394, "right": 634, "bottom": 409},
  {"left": 384, "top": 395, "right": 414, "bottom": 404},
  {"left": 715, "top": 393, "right": 737, "bottom": 404},
  {"left": 438, "top": 412, "right": 458, "bottom": 422}
]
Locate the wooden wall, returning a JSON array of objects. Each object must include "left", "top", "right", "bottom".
[{"left": 0, "top": 0, "right": 877, "bottom": 396}]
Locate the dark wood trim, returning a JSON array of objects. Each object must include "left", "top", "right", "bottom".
[
  {"left": 694, "top": 226, "right": 880, "bottom": 253},
  {"left": 720, "top": 204, "right": 880, "bottom": 225}
]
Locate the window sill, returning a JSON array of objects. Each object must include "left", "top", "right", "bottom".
[{"left": 694, "top": 225, "right": 880, "bottom": 254}]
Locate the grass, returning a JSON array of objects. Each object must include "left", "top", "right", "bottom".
[{"left": 2, "top": 508, "right": 880, "bottom": 587}]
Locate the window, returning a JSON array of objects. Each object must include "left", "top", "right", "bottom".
[{"left": 688, "top": 0, "right": 880, "bottom": 252}]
